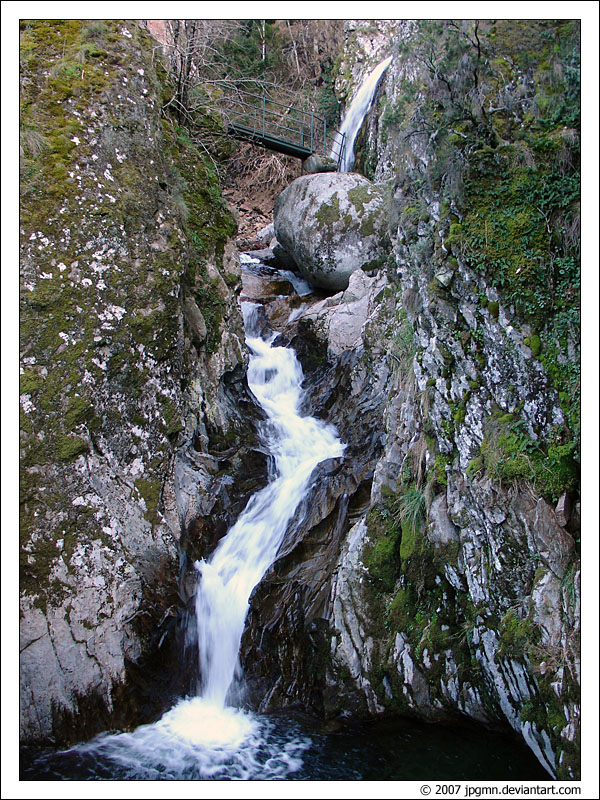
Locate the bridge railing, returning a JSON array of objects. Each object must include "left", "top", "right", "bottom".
[{"left": 223, "top": 91, "right": 345, "bottom": 167}]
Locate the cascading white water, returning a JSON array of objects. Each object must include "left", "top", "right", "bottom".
[
  {"left": 331, "top": 55, "right": 393, "bottom": 172},
  {"left": 194, "top": 302, "right": 345, "bottom": 709},
  {"left": 58, "top": 296, "right": 345, "bottom": 779}
]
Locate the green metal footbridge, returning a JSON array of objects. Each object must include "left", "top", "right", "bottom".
[{"left": 225, "top": 91, "right": 345, "bottom": 167}]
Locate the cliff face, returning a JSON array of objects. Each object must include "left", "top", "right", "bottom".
[
  {"left": 240, "top": 20, "right": 580, "bottom": 779},
  {"left": 19, "top": 20, "right": 248, "bottom": 744}
]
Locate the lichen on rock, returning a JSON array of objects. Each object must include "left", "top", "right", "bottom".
[
  {"left": 273, "top": 172, "right": 391, "bottom": 291},
  {"left": 19, "top": 19, "right": 245, "bottom": 745}
]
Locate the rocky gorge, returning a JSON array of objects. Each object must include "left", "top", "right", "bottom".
[{"left": 19, "top": 18, "right": 582, "bottom": 781}]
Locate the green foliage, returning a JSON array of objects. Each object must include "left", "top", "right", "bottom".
[
  {"left": 390, "top": 316, "right": 416, "bottom": 380},
  {"left": 381, "top": 80, "right": 419, "bottom": 134},
  {"left": 316, "top": 60, "right": 341, "bottom": 127},
  {"left": 386, "top": 19, "right": 580, "bottom": 461},
  {"left": 365, "top": 507, "right": 402, "bottom": 593},
  {"left": 134, "top": 477, "right": 162, "bottom": 523},
  {"left": 497, "top": 610, "right": 539, "bottom": 662},
  {"left": 391, "top": 487, "right": 426, "bottom": 539},
  {"left": 56, "top": 434, "right": 88, "bottom": 462},
  {"left": 20, "top": 127, "right": 48, "bottom": 158},
  {"left": 475, "top": 410, "right": 578, "bottom": 501},
  {"left": 81, "top": 21, "right": 108, "bottom": 41},
  {"left": 220, "top": 20, "right": 282, "bottom": 83}
]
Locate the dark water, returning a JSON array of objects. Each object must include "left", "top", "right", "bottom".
[{"left": 20, "top": 709, "right": 548, "bottom": 781}]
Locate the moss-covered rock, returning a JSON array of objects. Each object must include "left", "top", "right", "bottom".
[
  {"left": 19, "top": 19, "right": 242, "bottom": 746},
  {"left": 274, "top": 172, "right": 390, "bottom": 291}
]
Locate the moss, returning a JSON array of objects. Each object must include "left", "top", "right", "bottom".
[
  {"left": 453, "top": 405, "right": 466, "bottom": 425},
  {"left": 134, "top": 477, "right": 161, "bottom": 523},
  {"left": 432, "top": 454, "right": 449, "bottom": 486},
  {"left": 20, "top": 370, "right": 44, "bottom": 396},
  {"left": 398, "top": 518, "right": 417, "bottom": 561},
  {"left": 315, "top": 193, "right": 341, "bottom": 229},
  {"left": 475, "top": 411, "right": 578, "bottom": 501},
  {"left": 192, "top": 281, "right": 227, "bottom": 355},
  {"left": 56, "top": 434, "right": 88, "bottom": 462},
  {"left": 437, "top": 342, "right": 454, "bottom": 366},
  {"left": 445, "top": 222, "right": 463, "bottom": 249},
  {"left": 487, "top": 300, "right": 499, "bottom": 319},
  {"left": 364, "top": 507, "right": 402, "bottom": 593},
  {"left": 130, "top": 309, "right": 178, "bottom": 362},
  {"left": 467, "top": 455, "right": 484, "bottom": 479},
  {"left": 65, "top": 396, "right": 94, "bottom": 429},
  {"left": 529, "top": 333, "right": 541, "bottom": 357},
  {"left": 388, "top": 587, "right": 412, "bottom": 631},
  {"left": 165, "top": 122, "right": 236, "bottom": 260},
  {"left": 497, "top": 610, "right": 539, "bottom": 662},
  {"left": 159, "top": 396, "right": 183, "bottom": 439},
  {"left": 360, "top": 215, "right": 376, "bottom": 237},
  {"left": 347, "top": 184, "right": 374, "bottom": 213}
]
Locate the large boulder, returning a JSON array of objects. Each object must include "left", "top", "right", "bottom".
[{"left": 273, "top": 173, "right": 390, "bottom": 291}]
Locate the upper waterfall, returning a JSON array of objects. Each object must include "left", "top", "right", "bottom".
[{"left": 331, "top": 55, "right": 393, "bottom": 172}]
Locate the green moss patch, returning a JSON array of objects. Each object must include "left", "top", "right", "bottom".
[
  {"left": 365, "top": 507, "right": 402, "bottom": 593},
  {"left": 134, "top": 477, "right": 161, "bottom": 523},
  {"left": 473, "top": 409, "right": 578, "bottom": 501},
  {"left": 497, "top": 610, "right": 539, "bottom": 662},
  {"left": 56, "top": 434, "right": 88, "bottom": 462},
  {"left": 315, "top": 192, "right": 341, "bottom": 229}
]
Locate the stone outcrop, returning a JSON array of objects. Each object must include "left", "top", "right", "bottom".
[
  {"left": 19, "top": 20, "right": 250, "bottom": 744},
  {"left": 240, "top": 19, "right": 581, "bottom": 779},
  {"left": 273, "top": 172, "right": 390, "bottom": 291},
  {"left": 302, "top": 154, "right": 338, "bottom": 174},
  {"left": 238, "top": 249, "right": 579, "bottom": 778}
]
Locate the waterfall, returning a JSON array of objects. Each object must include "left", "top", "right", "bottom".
[
  {"left": 57, "top": 297, "right": 345, "bottom": 779},
  {"left": 194, "top": 302, "right": 345, "bottom": 708},
  {"left": 331, "top": 55, "right": 393, "bottom": 172}
]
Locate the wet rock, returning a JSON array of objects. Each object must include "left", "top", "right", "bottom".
[
  {"left": 255, "top": 223, "right": 275, "bottom": 245},
  {"left": 19, "top": 20, "right": 245, "bottom": 745},
  {"left": 240, "top": 270, "right": 295, "bottom": 302},
  {"left": 287, "top": 270, "right": 386, "bottom": 357},
  {"left": 183, "top": 294, "right": 207, "bottom": 344},
  {"left": 272, "top": 242, "right": 298, "bottom": 270},
  {"left": 428, "top": 495, "right": 460, "bottom": 547}
]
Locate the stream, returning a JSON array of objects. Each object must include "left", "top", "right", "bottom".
[{"left": 20, "top": 258, "right": 548, "bottom": 781}]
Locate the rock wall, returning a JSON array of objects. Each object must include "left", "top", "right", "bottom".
[
  {"left": 19, "top": 20, "right": 249, "bottom": 744},
  {"left": 241, "top": 19, "right": 580, "bottom": 779}
]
